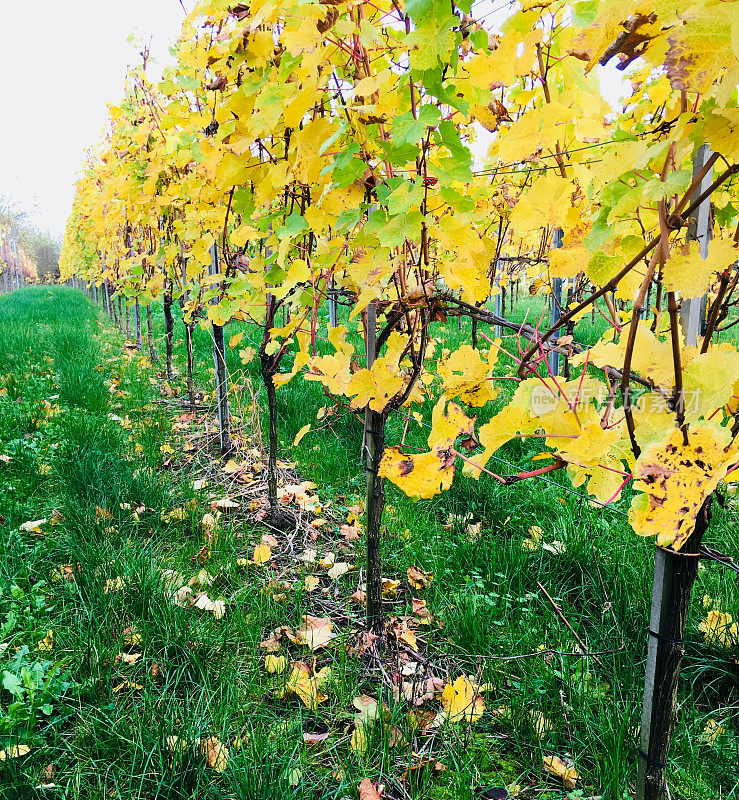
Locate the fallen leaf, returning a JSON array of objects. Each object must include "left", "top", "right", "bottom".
[
  {"left": 412, "top": 597, "right": 433, "bottom": 624},
  {"left": 20, "top": 519, "right": 46, "bottom": 533},
  {"left": 260, "top": 633, "right": 282, "bottom": 652},
  {"left": 200, "top": 736, "right": 229, "bottom": 772},
  {"left": 0, "top": 745, "right": 31, "bottom": 760},
  {"left": 37, "top": 630, "right": 53, "bottom": 652},
  {"left": 293, "top": 424, "right": 311, "bottom": 446},
  {"left": 251, "top": 543, "right": 272, "bottom": 565},
  {"left": 297, "top": 615, "right": 335, "bottom": 650},
  {"left": 279, "top": 662, "right": 329, "bottom": 709},
  {"left": 407, "top": 566, "right": 433, "bottom": 589},
  {"left": 542, "top": 755, "right": 579, "bottom": 789},
  {"left": 304, "top": 575, "right": 320, "bottom": 592},
  {"left": 194, "top": 593, "right": 226, "bottom": 619},
  {"left": 104, "top": 576, "right": 126, "bottom": 593},
  {"left": 440, "top": 676, "right": 484, "bottom": 724},
  {"left": 115, "top": 651, "right": 141, "bottom": 666},
  {"left": 265, "top": 654, "right": 288, "bottom": 674},
  {"left": 212, "top": 497, "right": 239, "bottom": 509},
  {"left": 327, "top": 561, "right": 351, "bottom": 580},
  {"left": 302, "top": 731, "right": 329, "bottom": 745},
  {"left": 113, "top": 680, "right": 144, "bottom": 693},
  {"left": 358, "top": 778, "right": 383, "bottom": 800},
  {"left": 122, "top": 625, "right": 142, "bottom": 646},
  {"left": 341, "top": 523, "right": 361, "bottom": 541}
]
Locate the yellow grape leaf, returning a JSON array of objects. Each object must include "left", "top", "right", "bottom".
[
  {"left": 438, "top": 344, "right": 499, "bottom": 406},
  {"left": 630, "top": 425, "right": 739, "bottom": 549},
  {"left": 380, "top": 445, "right": 455, "bottom": 500},
  {"left": 683, "top": 344, "right": 739, "bottom": 419},
  {"left": 665, "top": 3, "right": 734, "bottom": 93},
  {"left": 462, "top": 404, "right": 534, "bottom": 479},
  {"left": 283, "top": 663, "right": 328, "bottom": 709},
  {"left": 441, "top": 676, "right": 484, "bottom": 724},
  {"left": 228, "top": 331, "right": 243, "bottom": 348},
  {"left": 663, "top": 238, "right": 737, "bottom": 298}
]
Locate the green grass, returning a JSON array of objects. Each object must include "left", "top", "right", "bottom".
[{"left": 0, "top": 285, "right": 737, "bottom": 799}]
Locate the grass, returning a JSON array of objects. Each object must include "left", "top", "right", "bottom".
[{"left": 0, "top": 285, "right": 737, "bottom": 799}]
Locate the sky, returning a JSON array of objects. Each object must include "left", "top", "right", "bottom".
[
  {"left": 0, "top": 1, "right": 626, "bottom": 240},
  {"left": 0, "top": 0, "right": 196, "bottom": 238}
]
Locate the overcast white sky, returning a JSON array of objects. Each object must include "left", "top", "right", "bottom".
[
  {"left": 0, "top": 1, "right": 625, "bottom": 240},
  {"left": 0, "top": 1, "right": 196, "bottom": 237}
]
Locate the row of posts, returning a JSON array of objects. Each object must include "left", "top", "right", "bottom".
[{"left": 0, "top": 228, "right": 32, "bottom": 293}]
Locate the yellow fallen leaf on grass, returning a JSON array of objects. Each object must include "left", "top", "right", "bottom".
[
  {"left": 278, "top": 662, "right": 329, "bottom": 709},
  {"left": 441, "top": 676, "right": 484, "bottom": 724},
  {"left": 304, "top": 575, "right": 320, "bottom": 592},
  {"left": 19, "top": 519, "right": 46, "bottom": 533},
  {"left": 113, "top": 681, "right": 144, "bottom": 693},
  {"left": 293, "top": 424, "right": 311, "bottom": 445},
  {"left": 200, "top": 736, "right": 229, "bottom": 772},
  {"left": 265, "top": 655, "right": 288, "bottom": 674},
  {"left": 104, "top": 577, "right": 126, "bottom": 593},
  {"left": 542, "top": 755, "right": 579, "bottom": 789},
  {"left": 37, "top": 630, "right": 53, "bottom": 652},
  {"left": 251, "top": 543, "right": 272, "bottom": 565},
  {"left": 0, "top": 745, "right": 31, "bottom": 760}
]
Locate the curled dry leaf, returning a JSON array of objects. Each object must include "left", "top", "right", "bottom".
[
  {"left": 358, "top": 778, "right": 383, "bottom": 800},
  {"left": 542, "top": 755, "right": 579, "bottom": 789},
  {"left": 407, "top": 566, "right": 433, "bottom": 589}
]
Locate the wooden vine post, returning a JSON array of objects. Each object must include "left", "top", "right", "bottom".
[
  {"left": 363, "top": 300, "right": 384, "bottom": 631},
  {"left": 636, "top": 144, "right": 714, "bottom": 800},
  {"left": 680, "top": 144, "right": 713, "bottom": 343},
  {"left": 548, "top": 228, "right": 564, "bottom": 376},
  {"left": 209, "top": 244, "right": 232, "bottom": 456},
  {"left": 180, "top": 245, "right": 196, "bottom": 411}
]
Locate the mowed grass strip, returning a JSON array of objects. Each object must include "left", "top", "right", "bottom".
[{"left": 0, "top": 286, "right": 736, "bottom": 799}]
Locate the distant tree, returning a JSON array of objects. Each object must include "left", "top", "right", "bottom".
[{"left": 27, "top": 230, "right": 61, "bottom": 283}]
